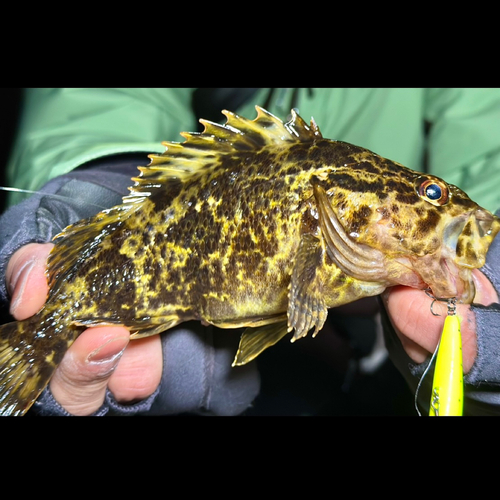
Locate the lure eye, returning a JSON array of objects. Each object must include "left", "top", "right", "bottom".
[{"left": 418, "top": 178, "right": 449, "bottom": 206}]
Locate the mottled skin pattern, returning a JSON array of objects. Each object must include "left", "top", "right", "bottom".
[{"left": 0, "top": 106, "right": 499, "bottom": 415}]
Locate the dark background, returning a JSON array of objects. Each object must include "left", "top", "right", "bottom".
[
  {"left": 0, "top": 89, "right": 22, "bottom": 327},
  {"left": 0, "top": 88, "right": 22, "bottom": 213}
]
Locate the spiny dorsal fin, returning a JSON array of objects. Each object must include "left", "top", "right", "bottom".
[{"left": 124, "top": 106, "right": 322, "bottom": 202}]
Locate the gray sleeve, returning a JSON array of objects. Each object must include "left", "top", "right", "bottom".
[
  {"left": 148, "top": 323, "right": 260, "bottom": 416},
  {"left": 1, "top": 156, "right": 260, "bottom": 416},
  {"left": 459, "top": 215, "right": 500, "bottom": 413}
]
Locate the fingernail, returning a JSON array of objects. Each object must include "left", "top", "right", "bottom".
[
  {"left": 86, "top": 337, "right": 129, "bottom": 365},
  {"left": 9, "top": 258, "right": 36, "bottom": 315}
]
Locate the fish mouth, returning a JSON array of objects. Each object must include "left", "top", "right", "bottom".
[
  {"left": 444, "top": 209, "right": 500, "bottom": 263},
  {"left": 475, "top": 208, "right": 500, "bottom": 237},
  {"left": 441, "top": 208, "right": 500, "bottom": 303}
]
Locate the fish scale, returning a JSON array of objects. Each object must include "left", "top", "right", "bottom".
[{"left": 0, "top": 106, "right": 499, "bottom": 416}]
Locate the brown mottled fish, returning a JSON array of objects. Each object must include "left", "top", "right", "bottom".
[{"left": 0, "top": 106, "right": 499, "bottom": 415}]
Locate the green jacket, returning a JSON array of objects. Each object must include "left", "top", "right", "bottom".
[{"left": 6, "top": 87, "right": 500, "bottom": 212}]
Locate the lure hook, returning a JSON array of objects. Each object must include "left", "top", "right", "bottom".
[{"left": 424, "top": 289, "right": 456, "bottom": 317}]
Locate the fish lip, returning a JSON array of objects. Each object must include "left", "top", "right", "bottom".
[{"left": 475, "top": 208, "right": 500, "bottom": 238}]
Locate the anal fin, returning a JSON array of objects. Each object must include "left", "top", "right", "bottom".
[
  {"left": 72, "top": 315, "right": 182, "bottom": 339},
  {"left": 232, "top": 321, "right": 289, "bottom": 366}
]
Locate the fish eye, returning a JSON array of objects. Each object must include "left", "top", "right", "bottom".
[
  {"left": 417, "top": 178, "right": 449, "bottom": 206},
  {"left": 425, "top": 183, "right": 441, "bottom": 200}
]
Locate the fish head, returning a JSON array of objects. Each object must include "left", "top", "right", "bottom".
[
  {"left": 313, "top": 146, "right": 499, "bottom": 304},
  {"left": 370, "top": 172, "right": 499, "bottom": 303},
  {"left": 422, "top": 178, "right": 500, "bottom": 302},
  {"left": 391, "top": 174, "right": 500, "bottom": 303}
]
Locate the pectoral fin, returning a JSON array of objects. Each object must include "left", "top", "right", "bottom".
[
  {"left": 287, "top": 233, "right": 328, "bottom": 341},
  {"left": 232, "top": 322, "right": 289, "bottom": 366}
]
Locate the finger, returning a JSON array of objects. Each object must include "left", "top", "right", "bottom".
[
  {"left": 471, "top": 268, "right": 499, "bottom": 305},
  {"left": 383, "top": 272, "right": 497, "bottom": 374},
  {"left": 49, "top": 326, "right": 130, "bottom": 416},
  {"left": 6, "top": 242, "right": 54, "bottom": 320},
  {"left": 108, "top": 334, "right": 163, "bottom": 403},
  {"left": 383, "top": 286, "right": 443, "bottom": 364}
]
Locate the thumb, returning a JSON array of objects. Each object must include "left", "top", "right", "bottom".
[
  {"left": 6, "top": 242, "right": 53, "bottom": 320},
  {"left": 49, "top": 326, "right": 131, "bottom": 416}
]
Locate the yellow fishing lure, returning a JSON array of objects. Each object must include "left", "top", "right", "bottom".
[
  {"left": 429, "top": 312, "right": 463, "bottom": 416},
  {"left": 414, "top": 295, "right": 464, "bottom": 416}
]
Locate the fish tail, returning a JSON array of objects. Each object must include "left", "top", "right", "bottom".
[{"left": 0, "top": 316, "right": 73, "bottom": 416}]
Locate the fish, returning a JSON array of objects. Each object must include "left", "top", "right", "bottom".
[{"left": 0, "top": 106, "right": 499, "bottom": 416}]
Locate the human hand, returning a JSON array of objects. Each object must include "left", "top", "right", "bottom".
[
  {"left": 6, "top": 243, "right": 162, "bottom": 415},
  {"left": 383, "top": 270, "right": 499, "bottom": 374}
]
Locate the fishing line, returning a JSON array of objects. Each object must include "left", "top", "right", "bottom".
[
  {"left": 0, "top": 186, "right": 108, "bottom": 210},
  {"left": 414, "top": 333, "right": 440, "bottom": 417}
]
